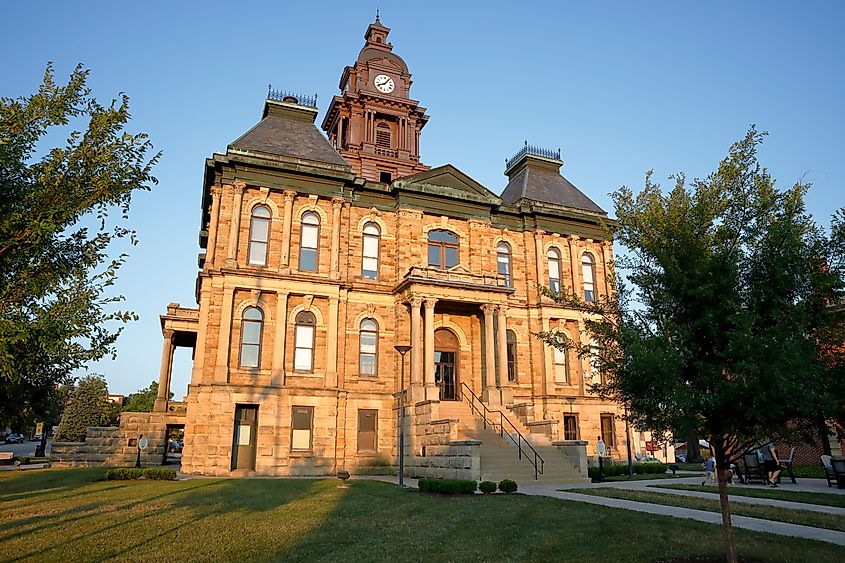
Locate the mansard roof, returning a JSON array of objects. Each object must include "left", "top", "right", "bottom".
[
  {"left": 500, "top": 149, "right": 605, "bottom": 215},
  {"left": 229, "top": 99, "right": 350, "bottom": 169}
]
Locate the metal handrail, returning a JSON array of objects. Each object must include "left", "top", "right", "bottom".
[{"left": 458, "top": 382, "right": 544, "bottom": 479}]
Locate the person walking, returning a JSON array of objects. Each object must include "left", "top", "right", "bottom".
[
  {"left": 760, "top": 441, "right": 781, "bottom": 487},
  {"left": 702, "top": 456, "right": 717, "bottom": 486}
]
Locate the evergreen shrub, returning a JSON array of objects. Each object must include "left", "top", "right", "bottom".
[
  {"left": 498, "top": 479, "right": 518, "bottom": 493},
  {"left": 417, "top": 478, "right": 477, "bottom": 494},
  {"left": 479, "top": 480, "right": 497, "bottom": 494}
]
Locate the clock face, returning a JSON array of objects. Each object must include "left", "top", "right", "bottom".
[{"left": 374, "top": 74, "right": 395, "bottom": 93}]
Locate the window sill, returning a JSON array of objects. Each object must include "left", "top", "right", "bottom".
[
  {"left": 355, "top": 451, "right": 380, "bottom": 457},
  {"left": 289, "top": 451, "right": 314, "bottom": 458}
]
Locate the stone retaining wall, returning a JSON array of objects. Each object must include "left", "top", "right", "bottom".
[
  {"left": 49, "top": 411, "right": 185, "bottom": 467},
  {"left": 407, "top": 439, "right": 482, "bottom": 480}
]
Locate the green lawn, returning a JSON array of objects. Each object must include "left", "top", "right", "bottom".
[
  {"left": 573, "top": 487, "right": 845, "bottom": 533},
  {"left": 652, "top": 484, "right": 845, "bottom": 508},
  {"left": 1, "top": 468, "right": 844, "bottom": 562}
]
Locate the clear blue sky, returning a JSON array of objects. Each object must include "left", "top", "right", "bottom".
[{"left": 4, "top": 1, "right": 843, "bottom": 398}]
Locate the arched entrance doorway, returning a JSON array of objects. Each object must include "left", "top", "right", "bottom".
[{"left": 434, "top": 328, "right": 459, "bottom": 400}]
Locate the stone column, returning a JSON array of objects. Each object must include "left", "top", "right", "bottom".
[
  {"left": 481, "top": 304, "right": 499, "bottom": 405},
  {"left": 271, "top": 291, "right": 288, "bottom": 386},
  {"left": 533, "top": 230, "right": 545, "bottom": 301},
  {"left": 568, "top": 235, "right": 581, "bottom": 297},
  {"left": 154, "top": 329, "right": 175, "bottom": 412},
  {"left": 602, "top": 242, "right": 613, "bottom": 298},
  {"left": 280, "top": 190, "right": 297, "bottom": 270},
  {"left": 205, "top": 185, "right": 223, "bottom": 268},
  {"left": 330, "top": 197, "right": 344, "bottom": 279},
  {"left": 225, "top": 181, "right": 245, "bottom": 268},
  {"left": 190, "top": 280, "right": 211, "bottom": 385},
  {"left": 214, "top": 286, "right": 235, "bottom": 383},
  {"left": 497, "top": 304, "right": 513, "bottom": 405},
  {"left": 424, "top": 297, "right": 438, "bottom": 401},
  {"left": 337, "top": 116, "right": 344, "bottom": 149},
  {"left": 326, "top": 296, "right": 339, "bottom": 388},
  {"left": 409, "top": 296, "right": 423, "bottom": 400}
]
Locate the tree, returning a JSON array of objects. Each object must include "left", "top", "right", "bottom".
[
  {"left": 54, "top": 375, "right": 120, "bottom": 442},
  {"left": 123, "top": 380, "right": 169, "bottom": 413},
  {"left": 0, "top": 64, "right": 158, "bottom": 428},
  {"left": 538, "top": 128, "right": 845, "bottom": 563}
]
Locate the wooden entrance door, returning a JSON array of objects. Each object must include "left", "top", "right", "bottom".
[
  {"left": 231, "top": 405, "right": 258, "bottom": 471},
  {"left": 434, "top": 329, "right": 459, "bottom": 400}
]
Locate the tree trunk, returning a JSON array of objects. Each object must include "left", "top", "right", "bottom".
[
  {"left": 686, "top": 429, "right": 702, "bottom": 463},
  {"left": 715, "top": 444, "right": 738, "bottom": 563}
]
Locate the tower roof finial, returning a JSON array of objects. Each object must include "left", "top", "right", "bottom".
[{"left": 375, "top": 8, "right": 380, "bottom": 23}]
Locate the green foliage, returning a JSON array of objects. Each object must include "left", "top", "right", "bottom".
[
  {"left": 105, "top": 467, "right": 176, "bottom": 480},
  {"left": 478, "top": 480, "right": 497, "bottom": 494},
  {"left": 0, "top": 63, "right": 159, "bottom": 428},
  {"left": 497, "top": 479, "right": 518, "bottom": 493},
  {"left": 54, "top": 375, "right": 119, "bottom": 441},
  {"left": 16, "top": 456, "right": 29, "bottom": 465},
  {"left": 417, "top": 478, "right": 477, "bottom": 495},
  {"left": 123, "top": 381, "right": 165, "bottom": 413}
]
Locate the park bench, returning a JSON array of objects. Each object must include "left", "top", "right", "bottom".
[
  {"left": 830, "top": 457, "right": 845, "bottom": 489},
  {"left": 0, "top": 452, "right": 15, "bottom": 465},
  {"left": 821, "top": 455, "right": 837, "bottom": 486},
  {"left": 742, "top": 452, "right": 767, "bottom": 484},
  {"left": 778, "top": 447, "right": 797, "bottom": 484}
]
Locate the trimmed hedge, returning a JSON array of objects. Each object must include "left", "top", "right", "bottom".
[
  {"left": 498, "top": 479, "right": 518, "bottom": 493},
  {"left": 17, "top": 456, "right": 30, "bottom": 465},
  {"left": 588, "top": 463, "right": 667, "bottom": 479},
  {"left": 106, "top": 467, "right": 177, "bottom": 481},
  {"left": 418, "top": 478, "right": 477, "bottom": 495},
  {"left": 479, "top": 480, "right": 497, "bottom": 494}
]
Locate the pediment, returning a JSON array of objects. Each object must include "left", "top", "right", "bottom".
[{"left": 401, "top": 165, "right": 501, "bottom": 204}]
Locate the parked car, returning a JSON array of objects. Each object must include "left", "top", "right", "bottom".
[
  {"left": 675, "top": 454, "right": 686, "bottom": 463},
  {"left": 5, "top": 434, "right": 24, "bottom": 444}
]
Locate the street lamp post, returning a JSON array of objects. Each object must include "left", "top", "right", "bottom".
[
  {"left": 394, "top": 345, "right": 412, "bottom": 488},
  {"left": 624, "top": 405, "right": 634, "bottom": 480}
]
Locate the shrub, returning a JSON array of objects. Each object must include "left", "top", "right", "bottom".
[
  {"left": 498, "top": 479, "right": 518, "bottom": 493},
  {"left": 105, "top": 467, "right": 177, "bottom": 481},
  {"left": 418, "top": 478, "right": 477, "bottom": 495},
  {"left": 589, "top": 462, "right": 667, "bottom": 480},
  {"left": 479, "top": 480, "right": 497, "bottom": 494},
  {"left": 17, "top": 456, "right": 30, "bottom": 465}
]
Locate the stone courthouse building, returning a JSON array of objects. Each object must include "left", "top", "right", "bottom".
[{"left": 91, "top": 17, "right": 627, "bottom": 480}]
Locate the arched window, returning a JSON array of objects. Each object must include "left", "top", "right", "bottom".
[
  {"left": 427, "top": 230, "right": 458, "bottom": 270},
  {"left": 376, "top": 122, "right": 391, "bottom": 148},
  {"left": 247, "top": 205, "right": 271, "bottom": 266},
  {"left": 506, "top": 329, "right": 517, "bottom": 382},
  {"left": 294, "top": 310, "right": 316, "bottom": 372},
  {"left": 582, "top": 253, "right": 596, "bottom": 302},
  {"left": 239, "top": 307, "right": 263, "bottom": 368},
  {"left": 547, "top": 248, "right": 561, "bottom": 293},
  {"left": 497, "top": 242, "right": 512, "bottom": 287},
  {"left": 299, "top": 212, "right": 320, "bottom": 272},
  {"left": 359, "top": 319, "right": 378, "bottom": 376},
  {"left": 361, "top": 222, "right": 381, "bottom": 280}
]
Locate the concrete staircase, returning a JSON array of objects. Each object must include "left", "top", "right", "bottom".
[{"left": 436, "top": 400, "right": 589, "bottom": 485}]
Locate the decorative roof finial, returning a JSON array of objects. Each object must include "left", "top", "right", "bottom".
[{"left": 375, "top": 8, "right": 380, "bottom": 23}]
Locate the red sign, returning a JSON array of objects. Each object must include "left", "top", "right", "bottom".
[{"left": 645, "top": 440, "right": 659, "bottom": 452}]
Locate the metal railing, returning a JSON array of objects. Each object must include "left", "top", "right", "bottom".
[
  {"left": 458, "top": 382, "right": 544, "bottom": 479},
  {"left": 505, "top": 141, "right": 561, "bottom": 170},
  {"left": 267, "top": 85, "right": 318, "bottom": 108}
]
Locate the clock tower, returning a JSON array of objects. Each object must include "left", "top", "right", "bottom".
[{"left": 322, "top": 15, "right": 429, "bottom": 183}]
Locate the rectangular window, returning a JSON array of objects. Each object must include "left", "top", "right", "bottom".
[
  {"left": 291, "top": 406, "right": 313, "bottom": 451},
  {"left": 379, "top": 171, "right": 392, "bottom": 183},
  {"left": 553, "top": 346, "right": 568, "bottom": 384},
  {"left": 357, "top": 409, "right": 378, "bottom": 453},
  {"left": 362, "top": 235, "right": 379, "bottom": 279},
  {"left": 294, "top": 325, "right": 315, "bottom": 371},
  {"left": 497, "top": 255, "right": 511, "bottom": 287},
  {"left": 549, "top": 261, "right": 561, "bottom": 292},
  {"left": 563, "top": 415, "right": 578, "bottom": 441},
  {"left": 359, "top": 331, "right": 377, "bottom": 375},
  {"left": 427, "top": 244, "right": 441, "bottom": 269},
  {"left": 600, "top": 414, "right": 615, "bottom": 450}
]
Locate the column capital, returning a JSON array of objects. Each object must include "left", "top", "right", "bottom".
[
  {"left": 283, "top": 189, "right": 297, "bottom": 201},
  {"left": 423, "top": 297, "right": 437, "bottom": 310},
  {"left": 210, "top": 184, "right": 224, "bottom": 197},
  {"left": 534, "top": 229, "right": 546, "bottom": 236},
  {"left": 569, "top": 234, "right": 581, "bottom": 242},
  {"left": 480, "top": 303, "right": 496, "bottom": 316},
  {"left": 408, "top": 295, "right": 424, "bottom": 308},
  {"left": 232, "top": 180, "right": 246, "bottom": 193},
  {"left": 496, "top": 303, "right": 509, "bottom": 314},
  {"left": 331, "top": 196, "right": 346, "bottom": 207},
  {"left": 162, "top": 328, "right": 175, "bottom": 340}
]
